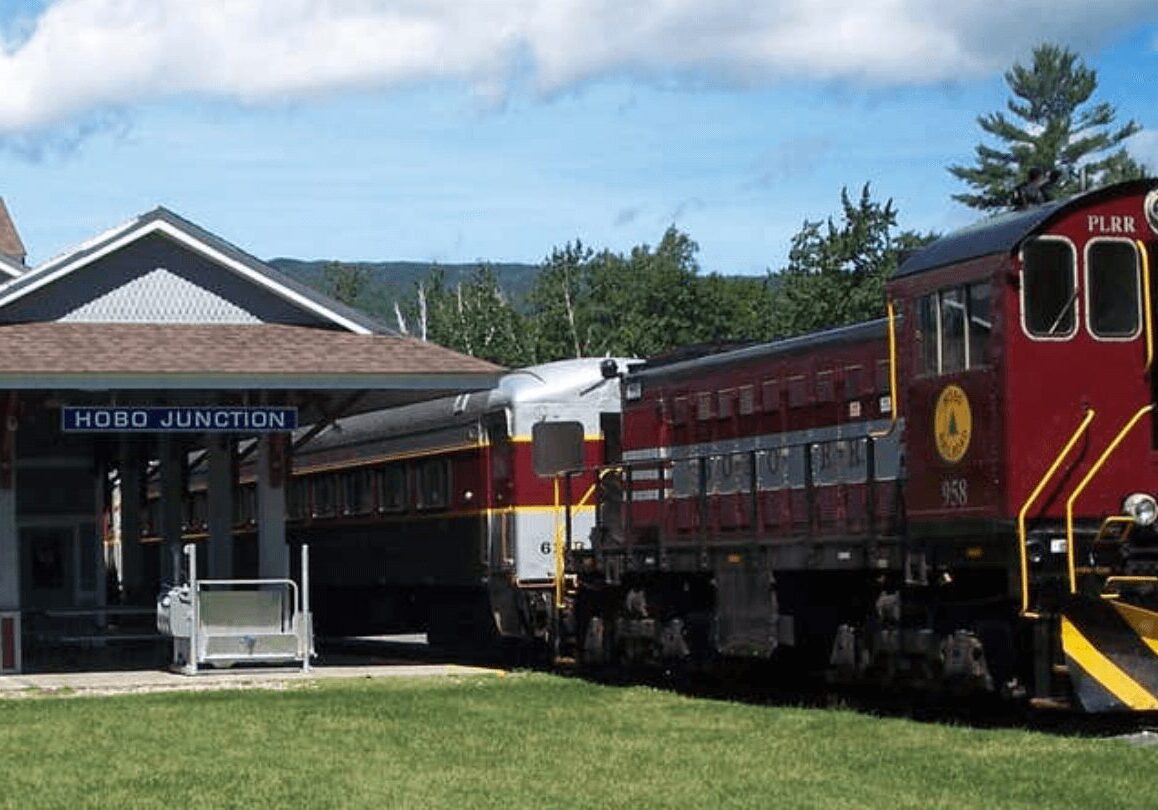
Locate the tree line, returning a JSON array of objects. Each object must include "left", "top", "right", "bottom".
[{"left": 323, "top": 43, "right": 1147, "bottom": 367}]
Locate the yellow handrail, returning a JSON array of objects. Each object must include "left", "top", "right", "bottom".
[
  {"left": 1017, "top": 408, "right": 1095, "bottom": 616},
  {"left": 1139, "top": 240, "right": 1154, "bottom": 375},
  {"left": 553, "top": 468, "right": 618, "bottom": 609},
  {"left": 870, "top": 300, "right": 899, "bottom": 439},
  {"left": 1066, "top": 404, "right": 1155, "bottom": 594}
]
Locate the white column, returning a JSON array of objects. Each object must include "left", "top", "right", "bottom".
[
  {"left": 257, "top": 434, "right": 288, "bottom": 578},
  {"left": 118, "top": 441, "right": 145, "bottom": 603},
  {"left": 207, "top": 436, "right": 234, "bottom": 578}
]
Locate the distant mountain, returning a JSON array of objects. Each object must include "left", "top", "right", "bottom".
[{"left": 268, "top": 258, "right": 542, "bottom": 319}]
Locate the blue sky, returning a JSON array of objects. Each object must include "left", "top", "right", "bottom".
[{"left": 1, "top": 2, "right": 1157, "bottom": 275}]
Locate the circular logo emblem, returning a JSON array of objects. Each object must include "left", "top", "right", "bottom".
[
  {"left": 934, "top": 384, "right": 972, "bottom": 464},
  {"left": 1145, "top": 189, "right": 1158, "bottom": 235}
]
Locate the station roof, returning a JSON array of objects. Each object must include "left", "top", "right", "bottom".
[
  {"left": 0, "top": 206, "right": 387, "bottom": 334},
  {"left": 0, "top": 322, "right": 499, "bottom": 394},
  {"left": 0, "top": 204, "right": 504, "bottom": 412}
]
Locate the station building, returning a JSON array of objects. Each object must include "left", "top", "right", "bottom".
[{"left": 0, "top": 200, "right": 501, "bottom": 672}]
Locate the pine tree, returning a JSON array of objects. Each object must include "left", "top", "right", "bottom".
[{"left": 949, "top": 43, "right": 1145, "bottom": 211}]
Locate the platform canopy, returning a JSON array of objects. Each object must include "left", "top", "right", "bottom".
[{"left": 0, "top": 206, "right": 502, "bottom": 416}]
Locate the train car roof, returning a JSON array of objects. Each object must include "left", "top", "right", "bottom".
[
  {"left": 628, "top": 318, "right": 888, "bottom": 385},
  {"left": 296, "top": 357, "right": 636, "bottom": 453},
  {"left": 895, "top": 178, "right": 1158, "bottom": 279}
]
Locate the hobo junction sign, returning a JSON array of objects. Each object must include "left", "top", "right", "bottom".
[{"left": 61, "top": 406, "right": 299, "bottom": 433}]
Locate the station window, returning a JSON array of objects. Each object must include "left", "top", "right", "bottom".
[
  {"left": 1087, "top": 240, "right": 1141, "bottom": 339},
  {"left": 916, "top": 282, "right": 991, "bottom": 375},
  {"left": 376, "top": 464, "right": 408, "bottom": 512},
  {"left": 1022, "top": 238, "right": 1077, "bottom": 338}
]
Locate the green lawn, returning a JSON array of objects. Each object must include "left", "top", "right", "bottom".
[{"left": 0, "top": 672, "right": 1152, "bottom": 809}]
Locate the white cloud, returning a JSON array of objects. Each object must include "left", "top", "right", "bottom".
[
  {"left": 0, "top": 0, "right": 1154, "bottom": 133},
  {"left": 1130, "top": 131, "right": 1158, "bottom": 172}
]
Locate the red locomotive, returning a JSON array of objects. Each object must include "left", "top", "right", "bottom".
[{"left": 568, "top": 179, "right": 1158, "bottom": 712}]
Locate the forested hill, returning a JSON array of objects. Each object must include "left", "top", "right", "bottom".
[{"left": 268, "top": 258, "right": 540, "bottom": 314}]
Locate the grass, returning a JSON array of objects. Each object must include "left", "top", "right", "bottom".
[{"left": 0, "top": 672, "right": 1153, "bottom": 809}]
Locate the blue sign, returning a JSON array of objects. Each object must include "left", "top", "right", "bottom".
[{"left": 61, "top": 406, "right": 298, "bottom": 433}]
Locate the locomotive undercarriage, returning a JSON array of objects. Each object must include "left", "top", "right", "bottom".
[{"left": 568, "top": 531, "right": 1026, "bottom": 701}]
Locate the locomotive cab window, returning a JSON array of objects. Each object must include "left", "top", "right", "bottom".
[
  {"left": 915, "top": 282, "right": 990, "bottom": 375},
  {"left": 1086, "top": 240, "right": 1141, "bottom": 339},
  {"left": 1022, "top": 237, "right": 1078, "bottom": 338}
]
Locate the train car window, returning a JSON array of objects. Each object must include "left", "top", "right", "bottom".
[
  {"left": 233, "top": 484, "right": 257, "bottom": 526},
  {"left": 415, "top": 459, "right": 451, "bottom": 510},
  {"left": 816, "top": 371, "right": 836, "bottom": 403},
  {"left": 532, "top": 421, "right": 585, "bottom": 476},
  {"left": 940, "top": 287, "right": 967, "bottom": 373},
  {"left": 843, "top": 366, "right": 864, "bottom": 399},
  {"left": 1087, "top": 240, "right": 1141, "bottom": 339},
  {"left": 312, "top": 475, "right": 337, "bottom": 518},
  {"left": 376, "top": 464, "right": 407, "bottom": 512},
  {"left": 718, "top": 389, "right": 736, "bottom": 419},
  {"left": 967, "top": 283, "right": 991, "bottom": 366},
  {"left": 696, "top": 392, "right": 714, "bottom": 421},
  {"left": 287, "top": 477, "right": 309, "bottom": 520},
  {"left": 672, "top": 396, "right": 689, "bottom": 425},
  {"left": 761, "top": 380, "right": 780, "bottom": 412},
  {"left": 1022, "top": 238, "right": 1077, "bottom": 338},
  {"left": 342, "top": 469, "right": 375, "bottom": 515},
  {"left": 738, "top": 385, "right": 756, "bottom": 416},
  {"left": 916, "top": 294, "right": 938, "bottom": 375},
  {"left": 787, "top": 376, "right": 810, "bottom": 408},
  {"left": 187, "top": 490, "right": 208, "bottom": 530}
]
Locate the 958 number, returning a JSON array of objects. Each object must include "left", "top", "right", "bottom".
[{"left": 941, "top": 478, "right": 968, "bottom": 508}]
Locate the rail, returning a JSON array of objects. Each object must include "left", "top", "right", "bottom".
[
  {"left": 569, "top": 422, "right": 900, "bottom": 555},
  {"left": 554, "top": 469, "right": 612, "bottom": 609},
  {"left": 1065, "top": 404, "right": 1155, "bottom": 594},
  {"left": 870, "top": 300, "right": 899, "bottom": 439},
  {"left": 1016, "top": 408, "right": 1095, "bottom": 617},
  {"left": 1138, "top": 239, "right": 1153, "bottom": 375}
]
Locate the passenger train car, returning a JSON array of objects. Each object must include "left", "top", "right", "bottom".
[
  {"left": 277, "top": 357, "right": 631, "bottom": 642},
  {"left": 568, "top": 179, "right": 1158, "bottom": 712}
]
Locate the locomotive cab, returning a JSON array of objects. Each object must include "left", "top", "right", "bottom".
[{"left": 890, "top": 179, "right": 1158, "bottom": 709}]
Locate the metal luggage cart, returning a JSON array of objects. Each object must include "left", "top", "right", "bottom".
[{"left": 157, "top": 544, "right": 314, "bottom": 674}]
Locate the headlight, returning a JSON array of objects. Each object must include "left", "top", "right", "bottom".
[{"left": 1123, "top": 493, "right": 1158, "bottom": 526}]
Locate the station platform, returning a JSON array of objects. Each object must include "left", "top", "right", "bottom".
[{"left": 0, "top": 660, "right": 503, "bottom": 698}]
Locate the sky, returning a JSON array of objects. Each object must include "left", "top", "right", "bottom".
[{"left": 0, "top": 1, "right": 1157, "bottom": 276}]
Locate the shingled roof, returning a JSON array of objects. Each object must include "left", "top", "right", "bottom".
[{"left": 0, "top": 322, "right": 500, "bottom": 391}]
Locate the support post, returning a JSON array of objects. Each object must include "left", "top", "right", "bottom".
[
  {"left": 0, "top": 393, "right": 20, "bottom": 673},
  {"left": 257, "top": 434, "right": 288, "bottom": 578},
  {"left": 207, "top": 436, "right": 234, "bottom": 579},
  {"left": 0, "top": 392, "right": 19, "bottom": 611},
  {"left": 160, "top": 436, "right": 185, "bottom": 583}
]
